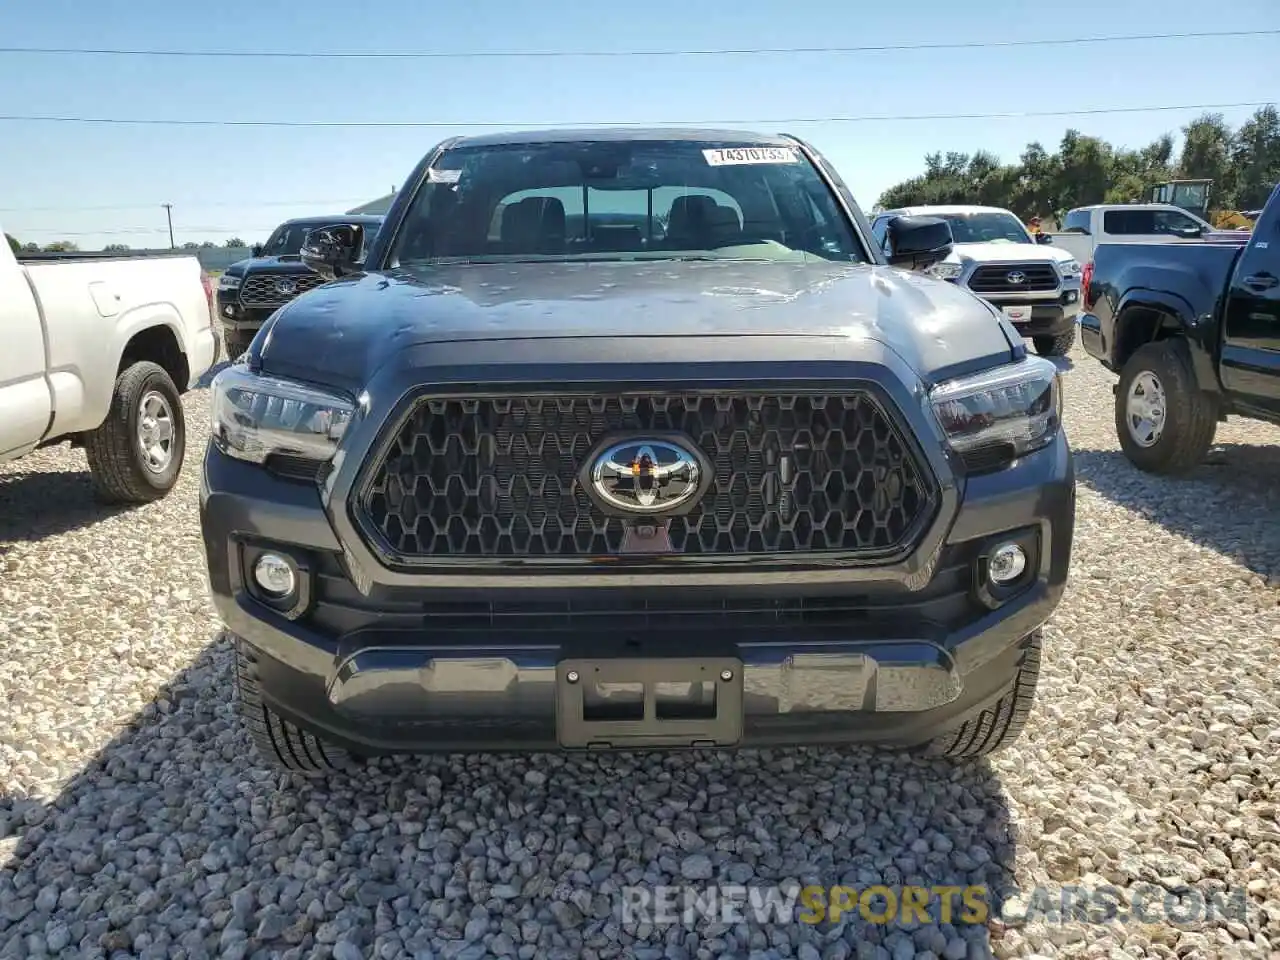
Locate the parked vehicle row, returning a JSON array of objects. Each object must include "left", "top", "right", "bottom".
[
  {"left": 1078, "top": 181, "right": 1280, "bottom": 473},
  {"left": 0, "top": 237, "right": 220, "bottom": 501},
  {"left": 215, "top": 214, "right": 384, "bottom": 357}
]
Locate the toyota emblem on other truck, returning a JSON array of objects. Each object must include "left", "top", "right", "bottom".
[
  {"left": 275, "top": 278, "right": 297, "bottom": 295},
  {"left": 588, "top": 438, "right": 704, "bottom": 513},
  {"left": 1006, "top": 271, "right": 1026, "bottom": 285}
]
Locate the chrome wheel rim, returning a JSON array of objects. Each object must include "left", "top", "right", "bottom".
[
  {"left": 1125, "top": 371, "right": 1166, "bottom": 448},
  {"left": 137, "top": 390, "right": 176, "bottom": 473}
]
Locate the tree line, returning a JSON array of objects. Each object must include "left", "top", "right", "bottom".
[
  {"left": 875, "top": 106, "right": 1280, "bottom": 223},
  {"left": 5, "top": 235, "right": 249, "bottom": 254}
]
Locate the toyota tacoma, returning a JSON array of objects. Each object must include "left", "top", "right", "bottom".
[
  {"left": 200, "top": 128, "right": 1075, "bottom": 774},
  {"left": 872, "top": 204, "right": 1084, "bottom": 357},
  {"left": 215, "top": 214, "right": 383, "bottom": 358},
  {"left": 1079, "top": 180, "right": 1279, "bottom": 473}
]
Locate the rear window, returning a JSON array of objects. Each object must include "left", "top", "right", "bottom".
[
  {"left": 1103, "top": 209, "right": 1204, "bottom": 236},
  {"left": 388, "top": 139, "right": 866, "bottom": 266}
]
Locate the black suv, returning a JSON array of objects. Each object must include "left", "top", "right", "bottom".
[
  {"left": 215, "top": 214, "right": 384, "bottom": 357},
  {"left": 201, "top": 128, "right": 1075, "bottom": 775}
]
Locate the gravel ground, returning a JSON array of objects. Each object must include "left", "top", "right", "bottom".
[{"left": 1, "top": 339, "right": 1279, "bottom": 960}]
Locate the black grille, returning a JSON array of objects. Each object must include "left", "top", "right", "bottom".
[
  {"left": 357, "top": 392, "right": 936, "bottom": 561},
  {"left": 967, "top": 263, "right": 1059, "bottom": 294},
  {"left": 238, "top": 271, "right": 327, "bottom": 308}
]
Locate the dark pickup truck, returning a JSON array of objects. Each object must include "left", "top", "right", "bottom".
[
  {"left": 216, "top": 214, "right": 384, "bottom": 357},
  {"left": 201, "top": 127, "right": 1074, "bottom": 777},
  {"left": 1080, "top": 181, "right": 1280, "bottom": 474}
]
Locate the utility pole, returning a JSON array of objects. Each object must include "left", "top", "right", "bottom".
[{"left": 162, "top": 203, "right": 175, "bottom": 249}]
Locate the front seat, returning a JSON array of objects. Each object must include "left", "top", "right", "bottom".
[
  {"left": 665, "top": 195, "right": 719, "bottom": 249},
  {"left": 501, "top": 197, "right": 567, "bottom": 254}
]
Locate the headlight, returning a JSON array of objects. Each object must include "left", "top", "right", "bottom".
[
  {"left": 218, "top": 274, "right": 242, "bottom": 290},
  {"left": 926, "top": 261, "right": 964, "bottom": 281},
  {"left": 210, "top": 365, "right": 354, "bottom": 464},
  {"left": 930, "top": 356, "right": 1061, "bottom": 460},
  {"left": 1058, "top": 259, "right": 1082, "bottom": 278}
]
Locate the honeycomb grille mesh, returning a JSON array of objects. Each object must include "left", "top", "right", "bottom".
[
  {"left": 238, "top": 272, "right": 327, "bottom": 307},
  {"left": 358, "top": 392, "right": 934, "bottom": 560}
]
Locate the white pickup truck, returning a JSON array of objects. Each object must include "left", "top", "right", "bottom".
[
  {"left": 871, "top": 204, "right": 1084, "bottom": 356},
  {"left": 1, "top": 236, "right": 221, "bottom": 502},
  {"left": 1049, "top": 203, "right": 1253, "bottom": 263}
]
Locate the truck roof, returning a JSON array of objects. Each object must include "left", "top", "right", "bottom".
[
  {"left": 447, "top": 127, "right": 797, "bottom": 148},
  {"left": 280, "top": 214, "right": 384, "bottom": 227},
  {"left": 881, "top": 204, "right": 1017, "bottom": 217}
]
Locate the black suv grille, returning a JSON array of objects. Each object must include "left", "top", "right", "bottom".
[
  {"left": 967, "top": 263, "right": 1059, "bottom": 294},
  {"left": 238, "top": 272, "right": 327, "bottom": 308},
  {"left": 357, "top": 391, "right": 936, "bottom": 562}
]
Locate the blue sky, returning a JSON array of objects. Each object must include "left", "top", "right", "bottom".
[{"left": 1, "top": 0, "right": 1276, "bottom": 250}]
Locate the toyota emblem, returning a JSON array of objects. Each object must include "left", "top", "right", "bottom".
[
  {"left": 587, "top": 438, "right": 705, "bottom": 514},
  {"left": 275, "top": 278, "right": 298, "bottom": 295},
  {"left": 1006, "top": 271, "right": 1027, "bottom": 285}
]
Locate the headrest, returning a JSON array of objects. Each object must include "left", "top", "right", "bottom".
[
  {"left": 667, "top": 195, "right": 718, "bottom": 239},
  {"left": 500, "top": 197, "right": 566, "bottom": 251}
]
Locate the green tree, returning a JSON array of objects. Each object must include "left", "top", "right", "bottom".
[
  {"left": 225, "top": 237, "right": 245, "bottom": 248},
  {"left": 5, "top": 233, "right": 19, "bottom": 254},
  {"left": 1229, "top": 105, "right": 1280, "bottom": 209},
  {"left": 875, "top": 104, "right": 1279, "bottom": 222},
  {"left": 42, "top": 240, "right": 79, "bottom": 253},
  {"left": 103, "top": 243, "right": 131, "bottom": 253}
]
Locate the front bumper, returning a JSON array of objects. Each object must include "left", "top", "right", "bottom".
[
  {"left": 215, "top": 290, "right": 275, "bottom": 334},
  {"left": 201, "top": 421, "right": 1075, "bottom": 754}
]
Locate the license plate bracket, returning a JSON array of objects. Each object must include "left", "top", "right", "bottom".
[
  {"left": 1002, "top": 305, "right": 1032, "bottom": 322},
  {"left": 556, "top": 657, "right": 743, "bottom": 749}
]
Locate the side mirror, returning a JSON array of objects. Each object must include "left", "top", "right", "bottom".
[
  {"left": 300, "top": 224, "right": 362, "bottom": 280},
  {"left": 1035, "top": 233, "right": 1054, "bottom": 245},
  {"left": 250, "top": 244, "right": 263, "bottom": 257},
  {"left": 1173, "top": 225, "right": 1204, "bottom": 240},
  {"left": 885, "top": 216, "right": 954, "bottom": 272}
]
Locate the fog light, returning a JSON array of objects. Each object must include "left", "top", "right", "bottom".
[
  {"left": 988, "top": 543, "right": 1027, "bottom": 584},
  {"left": 253, "top": 553, "right": 297, "bottom": 598}
]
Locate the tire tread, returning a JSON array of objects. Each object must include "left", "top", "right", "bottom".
[
  {"left": 84, "top": 360, "right": 185, "bottom": 504},
  {"left": 924, "top": 631, "right": 1042, "bottom": 758}
]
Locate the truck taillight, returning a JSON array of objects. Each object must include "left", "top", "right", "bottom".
[
  {"left": 1081, "top": 261, "right": 1094, "bottom": 305},
  {"left": 200, "top": 272, "right": 214, "bottom": 315}
]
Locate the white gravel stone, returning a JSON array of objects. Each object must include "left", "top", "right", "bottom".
[{"left": 2, "top": 341, "right": 1279, "bottom": 959}]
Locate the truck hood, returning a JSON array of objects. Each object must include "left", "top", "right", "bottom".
[
  {"left": 224, "top": 255, "right": 315, "bottom": 277},
  {"left": 255, "top": 259, "right": 1020, "bottom": 392},
  {"left": 943, "top": 242, "right": 1077, "bottom": 265}
]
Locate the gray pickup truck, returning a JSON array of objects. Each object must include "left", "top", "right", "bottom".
[{"left": 200, "top": 128, "right": 1075, "bottom": 776}]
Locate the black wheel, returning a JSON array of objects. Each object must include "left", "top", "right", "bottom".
[
  {"left": 231, "top": 632, "right": 355, "bottom": 776},
  {"left": 223, "top": 330, "right": 255, "bottom": 360},
  {"left": 1033, "top": 328, "right": 1076, "bottom": 357},
  {"left": 84, "top": 361, "right": 186, "bottom": 504},
  {"left": 1114, "top": 340, "right": 1217, "bottom": 475},
  {"left": 921, "top": 631, "right": 1042, "bottom": 758}
]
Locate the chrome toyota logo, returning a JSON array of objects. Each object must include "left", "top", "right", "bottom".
[
  {"left": 589, "top": 439, "right": 702, "bottom": 513},
  {"left": 275, "top": 278, "right": 298, "bottom": 295},
  {"left": 1006, "top": 271, "right": 1027, "bottom": 285}
]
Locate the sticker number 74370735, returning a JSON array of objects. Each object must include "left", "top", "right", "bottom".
[{"left": 702, "top": 147, "right": 800, "bottom": 166}]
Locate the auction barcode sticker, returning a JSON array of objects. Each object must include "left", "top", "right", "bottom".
[{"left": 702, "top": 147, "right": 800, "bottom": 166}]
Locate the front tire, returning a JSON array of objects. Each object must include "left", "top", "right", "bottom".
[
  {"left": 84, "top": 361, "right": 186, "bottom": 504},
  {"left": 1114, "top": 340, "right": 1217, "bottom": 475},
  {"left": 921, "top": 631, "right": 1042, "bottom": 758},
  {"left": 231, "top": 633, "right": 354, "bottom": 776},
  {"left": 1033, "top": 328, "right": 1076, "bottom": 357}
]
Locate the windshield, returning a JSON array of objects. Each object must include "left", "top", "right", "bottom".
[
  {"left": 259, "top": 223, "right": 323, "bottom": 257},
  {"left": 260, "top": 221, "right": 379, "bottom": 257},
  {"left": 387, "top": 139, "right": 867, "bottom": 266},
  {"left": 935, "top": 212, "right": 1032, "bottom": 245}
]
